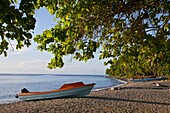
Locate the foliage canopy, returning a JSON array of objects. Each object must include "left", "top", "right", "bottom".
[
  {"left": 0, "top": 0, "right": 36, "bottom": 56},
  {"left": 1, "top": 0, "right": 170, "bottom": 77}
]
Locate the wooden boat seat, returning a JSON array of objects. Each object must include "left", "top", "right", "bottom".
[{"left": 59, "top": 82, "right": 85, "bottom": 90}]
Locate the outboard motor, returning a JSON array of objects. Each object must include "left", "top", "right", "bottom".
[
  {"left": 21, "top": 88, "right": 29, "bottom": 93},
  {"left": 15, "top": 94, "right": 18, "bottom": 98}
]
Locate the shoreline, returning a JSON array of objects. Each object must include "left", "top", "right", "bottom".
[
  {"left": 0, "top": 74, "right": 121, "bottom": 105},
  {"left": 0, "top": 76, "right": 126, "bottom": 105},
  {"left": 92, "top": 77, "right": 128, "bottom": 91},
  {"left": 0, "top": 78, "right": 126, "bottom": 104},
  {"left": 0, "top": 80, "right": 170, "bottom": 113}
]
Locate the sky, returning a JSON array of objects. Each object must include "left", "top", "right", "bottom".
[{"left": 0, "top": 7, "right": 107, "bottom": 75}]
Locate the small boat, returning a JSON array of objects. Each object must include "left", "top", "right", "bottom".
[
  {"left": 16, "top": 82, "right": 95, "bottom": 101},
  {"left": 132, "top": 76, "right": 167, "bottom": 82}
]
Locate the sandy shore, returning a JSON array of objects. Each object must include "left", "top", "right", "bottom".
[{"left": 0, "top": 80, "right": 170, "bottom": 113}]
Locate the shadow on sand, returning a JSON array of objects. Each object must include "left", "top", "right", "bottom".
[
  {"left": 120, "top": 87, "right": 169, "bottom": 90},
  {"left": 80, "top": 96, "right": 170, "bottom": 106}
]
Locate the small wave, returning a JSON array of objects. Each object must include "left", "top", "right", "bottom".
[{"left": 92, "top": 78, "right": 127, "bottom": 91}]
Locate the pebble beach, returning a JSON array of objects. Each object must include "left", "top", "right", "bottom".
[{"left": 0, "top": 80, "right": 170, "bottom": 113}]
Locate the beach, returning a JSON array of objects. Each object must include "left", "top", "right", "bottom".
[{"left": 0, "top": 80, "right": 170, "bottom": 113}]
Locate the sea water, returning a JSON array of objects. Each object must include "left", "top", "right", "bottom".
[{"left": 0, "top": 74, "right": 125, "bottom": 104}]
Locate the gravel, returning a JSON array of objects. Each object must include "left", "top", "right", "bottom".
[{"left": 0, "top": 80, "right": 170, "bottom": 113}]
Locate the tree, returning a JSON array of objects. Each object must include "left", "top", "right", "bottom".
[
  {"left": 1, "top": 0, "right": 170, "bottom": 78},
  {"left": 34, "top": 0, "right": 170, "bottom": 77},
  {"left": 0, "top": 0, "right": 36, "bottom": 56}
]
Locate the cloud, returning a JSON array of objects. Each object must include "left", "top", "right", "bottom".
[
  {"left": 7, "top": 42, "right": 38, "bottom": 55},
  {"left": 17, "top": 59, "right": 48, "bottom": 68},
  {"left": 0, "top": 47, "right": 106, "bottom": 74}
]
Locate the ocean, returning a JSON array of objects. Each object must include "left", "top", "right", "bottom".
[{"left": 0, "top": 74, "right": 126, "bottom": 104}]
